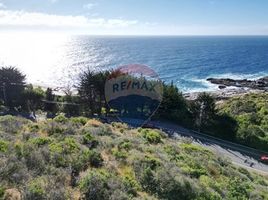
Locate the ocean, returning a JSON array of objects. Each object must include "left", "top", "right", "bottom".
[{"left": 0, "top": 34, "right": 268, "bottom": 93}]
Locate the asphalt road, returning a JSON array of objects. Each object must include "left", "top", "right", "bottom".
[{"left": 109, "top": 117, "right": 268, "bottom": 174}]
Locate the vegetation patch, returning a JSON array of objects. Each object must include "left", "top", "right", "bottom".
[
  {"left": 140, "top": 129, "right": 163, "bottom": 144},
  {"left": 0, "top": 115, "right": 268, "bottom": 199}
]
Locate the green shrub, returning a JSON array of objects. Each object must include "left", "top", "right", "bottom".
[
  {"left": 227, "top": 178, "right": 251, "bottom": 199},
  {"left": 0, "top": 139, "right": 9, "bottom": 152},
  {"left": 70, "top": 117, "right": 88, "bottom": 126},
  {"left": 118, "top": 140, "right": 132, "bottom": 151},
  {"left": 164, "top": 145, "right": 180, "bottom": 160},
  {"left": 26, "top": 177, "right": 46, "bottom": 199},
  {"left": 123, "top": 175, "right": 140, "bottom": 196},
  {"left": 133, "top": 156, "right": 200, "bottom": 200},
  {"left": 29, "top": 137, "right": 53, "bottom": 146},
  {"left": 53, "top": 114, "right": 68, "bottom": 123},
  {"left": 79, "top": 170, "right": 111, "bottom": 200},
  {"left": 181, "top": 143, "right": 212, "bottom": 156},
  {"left": 83, "top": 125, "right": 113, "bottom": 136},
  {"left": 98, "top": 125, "right": 113, "bottom": 136},
  {"left": 79, "top": 170, "right": 133, "bottom": 200},
  {"left": 0, "top": 186, "right": 4, "bottom": 198},
  {"left": 72, "top": 149, "right": 93, "bottom": 171},
  {"left": 88, "top": 150, "right": 103, "bottom": 167},
  {"left": 28, "top": 123, "right": 40, "bottom": 132},
  {"left": 153, "top": 168, "right": 199, "bottom": 200},
  {"left": 112, "top": 148, "right": 128, "bottom": 160},
  {"left": 181, "top": 165, "right": 207, "bottom": 178},
  {"left": 46, "top": 121, "right": 65, "bottom": 135},
  {"left": 0, "top": 115, "right": 29, "bottom": 134},
  {"left": 82, "top": 133, "right": 99, "bottom": 148},
  {"left": 49, "top": 137, "right": 79, "bottom": 154},
  {"left": 140, "top": 129, "right": 162, "bottom": 144}
]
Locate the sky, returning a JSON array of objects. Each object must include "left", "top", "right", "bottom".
[{"left": 0, "top": 0, "right": 268, "bottom": 35}]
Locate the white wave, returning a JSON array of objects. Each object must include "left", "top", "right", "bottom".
[
  {"left": 205, "top": 72, "right": 267, "bottom": 81},
  {"left": 178, "top": 71, "right": 268, "bottom": 93}
]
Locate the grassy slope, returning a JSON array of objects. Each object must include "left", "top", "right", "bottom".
[
  {"left": 218, "top": 93, "right": 268, "bottom": 151},
  {"left": 0, "top": 115, "right": 268, "bottom": 200}
]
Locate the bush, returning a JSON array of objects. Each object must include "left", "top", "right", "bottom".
[
  {"left": 82, "top": 124, "right": 113, "bottom": 136},
  {"left": 153, "top": 167, "right": 199, "bottom": 200},
  {"left": 27, "top": 123, "right": 40, "bottom": 132},
  {"left": 53, "top": 114, "right": 68, "bottom": 123},
  {"left": 79, "top": 170, "right": 134, "bottom": 200},
  {"left": 133, "top": 155, "right": 200, "bottom": 200},
  {"left": 118, "top": 140, "right": 132, "bottom": 151},
  {"left": 79, "top": 170, "right": 113, "bottom": 200},
  {"left": 0, "top": 156, "right": 29, "bottom": 185},
  {"left": 0, "top": 139, "right": 9, "bottom": 152},
  {"left": 49, "top": 137, "right": 79, "bottom": 154},
  {"left": 0, "top": 115, "right": 29, "bottom": 134},
  {"left": 123, "top": 175, "right": 140, "bottom": 196},
  {"left": 45, "top": 121, "right": 65, "bottom": 135},
  {"left": 140, "top": 129, "right": 162, "bottom": 144},
  {"left": 26, "top": 177, "right": 46, "bottom": 200},
  {"left": 0, "top": 186, "right": 4, "bottom": 198},
  {"left": 227, "top": 178, "right": 251, "bottom": 199},
  {"left": 21, "top": 144, "right": 45, "bottom": 170},
  {"left": 29, "top": 137, "right": 53, "bottom": 147},
  {"left": 70, "top": 117, "right": 88, "bottom": 126},
  {"left": 82, "top": 133, "right": 99, "bottom": 148},
  {"left": 112, "top": 148, "right": 128, "bottom": 160},
  {"left": 88, "top": 150, "right": 103, "bottom": 167}
]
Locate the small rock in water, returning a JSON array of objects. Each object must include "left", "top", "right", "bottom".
[{"left": 218, "top": 85, "right": 226, "bottom": 89}]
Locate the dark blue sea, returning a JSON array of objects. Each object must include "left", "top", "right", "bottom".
[{"left": 1, "top": 35, "right": 268, "bottom": 93}]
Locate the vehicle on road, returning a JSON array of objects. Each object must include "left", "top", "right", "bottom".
[{"left": 260, "top": 155, "right": 268, "bottom": 164}]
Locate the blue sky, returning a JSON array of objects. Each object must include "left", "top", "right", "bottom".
[{"left": 0, "top": 0, "right": 268, "bottom": 35}]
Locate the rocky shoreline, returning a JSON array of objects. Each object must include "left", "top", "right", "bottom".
[
  {"left": 207, "top": 76, "right": 268, "bottom": 91},
  {"left": 184, "top": 76, "right": 268, "bottom": 101}
]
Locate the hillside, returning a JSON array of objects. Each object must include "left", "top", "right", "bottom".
[
  {"left": 1, "top": 115, "right": 268, "bottom": 200},
  {"left": 218, "top": 93, "right": 268, "bottom": 151}
]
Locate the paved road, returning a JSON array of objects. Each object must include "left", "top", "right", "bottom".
[{"left": 108, "top": 117, "right": 268, "bottom": 174}]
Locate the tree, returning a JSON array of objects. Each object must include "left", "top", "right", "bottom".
[
  {"left": 156, "top": 83, "right": 192, "bottom": 126},
  {"left": 44, "top": 88, "right": 58, "bottom": 116},
  {"left": 62, "top": 86, "right": 80, "bottom": 117},
  {"left": 77, "top": 69, "right": 110, "bottom": 116},
  {"left": 22, "top": 85, "right": 45, "bottom": 117},
  {"left": 192, "top": 93, "right": 216, "bottom": 130},
  {"left": 0, "top": 66, "right": 26, "bottom": 110}
]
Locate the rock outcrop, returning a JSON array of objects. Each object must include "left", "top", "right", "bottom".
[{"left": 207, "top": 76, "right": 268, "bottom": 91}]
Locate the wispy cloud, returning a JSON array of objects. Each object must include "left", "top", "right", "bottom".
[
  {"left": 49, "top": 0, "right": 58, "bottom": 3},
  {"left": 0, "top": 10, "right": 138, "bottom": 29},
  {"left": 83, "top": 3, "right": 98, "bottom": 10},
  {"left": 0, "top": 2, "right": 6, "bottom": 9}
]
